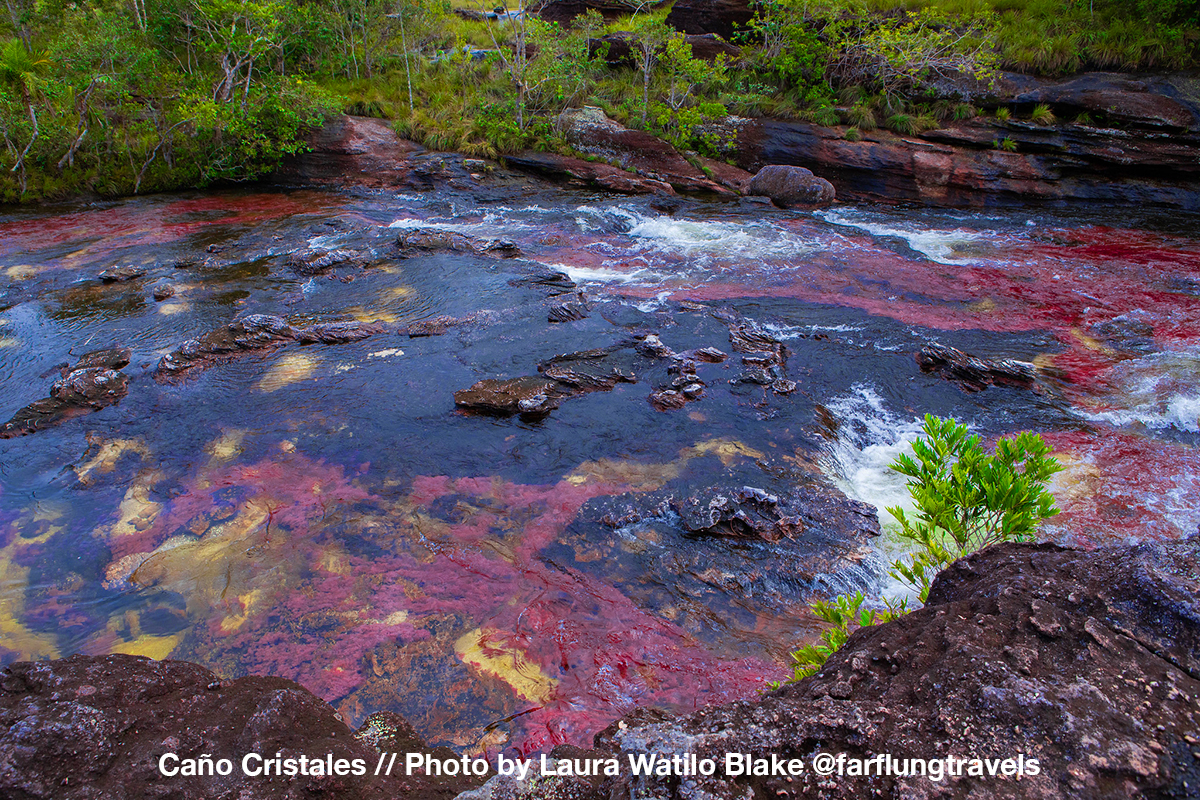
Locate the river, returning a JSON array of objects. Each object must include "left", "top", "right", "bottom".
[{"left": 0, "top": 184, "right": 1197, "bottom": 755}]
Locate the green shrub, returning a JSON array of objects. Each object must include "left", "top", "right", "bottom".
[
  {"left": 1030, "top": 103, "right": 1056, "bottom": 124},
  {"left": 843, "top": 126, "right": 862, "bottom": 141},
  {"left": 994, "top": 136, "right": 1018, "bottom": 151},
  {"left": 886, "top": 113, "right": 917, "bottom": 135},
  {"left": 786, "top": 415, "right": 1061, "bottom": 682},
  {"left": 847, "top": 103, "right": 877, "bottom": 130},
  {"left": 995, "top": 106, "right": 1011, "bottom": 121},
  {"left": 953, "top": 103, "right": 977, "bottom": 120}
]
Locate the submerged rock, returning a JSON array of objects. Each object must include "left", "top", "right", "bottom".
[
  {"left": 747, "top": 164, "right": 836, "bottom": 208},
  {"left": 395, "top": 229, "right": 522, "bottom": 258},
  {"left": 547, "top": 299, "right": 590, "bottom": 323},
  {"left": 98, "top": 265, "right": 147, "bottom": 283},
  {"left": 285, "top": 247, "right": 364, "bottom": 275},
  {"left": 916, "top": 342, "right": 1043, "bottom": 393},
  {"left": 0, "top": 654, "right": 478, "bottom": 800},
  {"left": 454, "top": 376, "right": 562, "bottom": 416},
  {"left": 455, "top": 347, "right": 639, "bottom": 418},
  {"left": 0, "top": 348, "right": 132, "bottom": 438}
]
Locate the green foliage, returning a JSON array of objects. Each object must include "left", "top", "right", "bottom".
[
  {"left": 995, "top": 105, "right": 1011, "bottom": 120},
  {"left": 994, "top": 135, "right": 1017, "bottom": 150},
  {"left": 786, "top": 416, "right": 1061, "bottom": 682},
  {"left": 1030, "top": 102, "right": 1055, "bottom": 124},
  {"left": 843, "top": 125, "right": 862, "bottom": 140}
]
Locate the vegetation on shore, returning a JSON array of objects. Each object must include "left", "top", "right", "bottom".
[
  {"left": 1, "top": 0, "right": 1197, "bottom": 202},
  {"left": 787, "top": 415, "right": 1062, "bottom": 682}
]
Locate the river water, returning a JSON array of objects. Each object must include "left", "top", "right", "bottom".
[{"left": 0, "top": 183, "right": 1197, "bottom": 754}]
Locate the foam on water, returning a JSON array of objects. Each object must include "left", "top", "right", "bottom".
[
  {"left": 818, "top": 208, "right": 991, "bottom": 264},
  {"left": 626, "top": 215, "right": 821, "bottom": 262},
  {"left": 1076, "top": 348, "right": 1200, "bottom": 433},
  {"left": 548, "top": 262, "right": 668, "bottom": 285}
]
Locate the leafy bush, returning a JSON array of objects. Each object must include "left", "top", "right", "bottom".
[
  {"left": 843, "top": 125, "right": 862, "bottom": 141},
  {"left": 994, "top": 136, "right": 1018, "bottom": 151},
  {"left": 786, "top": 416, "right": 1061, "bottom": 681},
  {"left": 995, "top": 106, "right": 1012, "bottom": 121}
]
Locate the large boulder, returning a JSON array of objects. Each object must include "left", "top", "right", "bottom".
[
  {"left": 747, "top": 164, "right": 836, "bottom": 208},
  {"left": 0, "top": 654, "right": 478, "bottom": 800},
  {"left": 555, "top": 107, "right": 737, "bottom": 195}
]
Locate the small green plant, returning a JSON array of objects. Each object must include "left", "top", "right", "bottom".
[
  {"left": 843, "top": 126, "right": 862, "bottom": 141},
  {"left": 994, "top": 137, "right": 1018, "bottom": 151},
  {"left": 786, "top": 416, "right": 1060, "bottom": 681},
  {"left": 886, "top": 113, "right": 917, "bottom": 135},
  {"left": 1074, "top": 112, "right": 1094, "bottom": 125},
  {"left": 995, "top": 106, "right": 1011, "bottom": 121},
  {"left": 1030, "top": 103, "right": 1056, "bottom": 125},
  {"left": 846, "top": 103, "right": 877, "bottom": 130},
  {"left": 953, "top": 103, "right": 977, "bottom": 121},
  {"left": 807, "top": 104, "right": 840, "bottom": 127}
]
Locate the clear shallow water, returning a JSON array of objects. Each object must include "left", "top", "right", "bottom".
[{"left": 1, "top": 186, "right": 1198, "bottom": 754}]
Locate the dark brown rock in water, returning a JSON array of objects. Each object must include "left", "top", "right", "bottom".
[
  {"left": 157, "top": 314, "right": 297, "bottom": 380},
  {"left": 395, "top": 229, "right": 521, "bottom": 258},
  {"left": 547, "top": 300, "right": 589, "bottom": 323},
  {"left": 294, "top": 321, "right": 381, "bottom": 345},
  {"left": 286, "top": 248, "right": 362, "bottom": 275},
  {"left": 916, "top": 342, "right": 1041, "bottom": 393},
  {"left": 67, "top": 347, "right": 132, "bottom": 373},
  {"left": 690, "top": 346, "right": 728, "bottom": 363},
  {"left": 509, "top": 269, "right": 577, "bottom": 297},
  {"left": 649, "top": 388, "right": 688, "bottom": 411},
  {"left": 726, "top": 321, "right": 793, "bottom": 394},
  {"left": 0, "top": 348, "right": 133, "bottom": 439},
  {"left": 98, "top": 265, "right": 147, "bottom": 283},
  {"left": 152, "top": 283, "right": 177, "bottom": 301},
  {"left": 538, "top": 348, "right": 636, "bottom": 392},
  {"left": 454, "top": 376, "right": 562, "bottom": 416},
  {"left": 748, "top": 164, "right": 836, "bottom": 208},
  {"left": 402, "top": 315, "right": 462, "bottom": 337},
  {"left": 472, "top": 539, "right": 1200, "bottom": 800},
  {"left": 0, "top": 654, "right": 477, "bottom": 800},
  {"left": 635, "top": 334, "right": 676, "bottom": 359}
]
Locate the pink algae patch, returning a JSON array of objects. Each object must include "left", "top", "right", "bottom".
[{"left": 1041, "top": 430, "right": 1200, "bottom": 547}]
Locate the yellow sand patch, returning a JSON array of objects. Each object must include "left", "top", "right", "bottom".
[
  {"left": 5, "top": 264, "right": 40, "bottom": 280},
  {"left": 110, "top": 633, "right": 183, "bottom": 660},
  {"left": 75, "top": 437, "right": 151, "bottom": 484},
  {"left": 107, "top": 471, "right": 164, "bottom": 538},
  {"left": 349, "top": 307, "right": 398, "bottom": 325},
  {"left": 219, "top": 589, "right": 266, "bottom": 633},
  {"left": 158, "top": 302, "right": 190, "bottom": 316},
  {"left": 369, "top": 348, "right": 404, "bottom": 358},
  {"left": 318, "top": 544, "right": 353, "bottom": 576},
  {"left": 257, "top": 352, "right": 318, "bottom": 392},
  {"left": 454, "top": 628, "right": 558, "bottom": 703},
  {"left": 386, "top": 286, "right": 414, "bottom": 299},
  {"left": 205, "top": 429, "right": 248, "bottom": 462},
  {"left": 565, "top": 437, "right": 763, "bottom": 491},
  {"left": 0, "top": 528, "right": 61, "bottom": 661},
  {"left": 0, "top": 337, "right": 18, "bottom": 348},
  {"left": 1069, "top": 328, "right": 1117, "bottom": 356}
]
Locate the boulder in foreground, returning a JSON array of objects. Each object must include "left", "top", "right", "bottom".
[{"left": 748, "top": 164, "right": 835, "bottom": 208}]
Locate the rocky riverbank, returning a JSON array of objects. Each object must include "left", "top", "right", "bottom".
[
  {"left": 4, "top": 540, "right": 1196, "bottom": 800},
  {"left": 274, "top": 69, "right": 1200, "bottom": 210}
]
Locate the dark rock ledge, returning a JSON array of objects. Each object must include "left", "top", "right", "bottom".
[{"left": 2, "top": 540, "right": 1197, "bottom": 799}]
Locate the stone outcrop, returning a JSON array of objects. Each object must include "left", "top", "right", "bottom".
[
  {"left": 272, "top": 115, "right": 423, "bottom": 188},
  {"left": 916, "top": 343, "right": 1045, "bottom": 393},
  {"left": 504, "top": 151, "right": 677, "bottom": 195},
  {"left": 0, "top": 654, "right": 480, "bottom": 800},
  {"left": 469, "top": 538, "right": 1200, "bottom": 800},
  {"left": 156, "top": 314, "right": 382, "bottom": 381},
  {"left": 454, "top": 346, "right": 638, "bottom": 418},
  {"left": 735, "top": 105, "right": 1200, "bottom": 208},
  {"left": 395, "top": 229, "right": 522, "bottom": 258},
  {"left": 747, "top": 164, "right": 836, "bottom": 207},
  {"left": 0, "top": 348, "right": 132, "bottom": 438},
  {"left": 556, "top": 107, "right": 738, "bottom": 195}
]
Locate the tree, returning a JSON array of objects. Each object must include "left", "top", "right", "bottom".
[
  {"left": 190, "top": 0, "right": 282, "bottom": 104},
  {"left": 627, "top": 12, "right": 672, "bottom": 126}
]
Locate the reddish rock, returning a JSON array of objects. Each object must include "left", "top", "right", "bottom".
[
  {"left": 736, "top": 116, "right": 1200, "bottom": 208},
  {"left": 747, "top": 163, "right": 836, "bottom": 207},
  {"left": 505, "top": 151, "right": 676, "bottom": 195},
  {"left": 556, "top": 107, "right": 735, "bottom": 195},
  {"left": 273, "top": 115, "right": 423, "bottom": 188},
  {"left": 0, "top": 654, "right": 477, "bottom": 800},
  {"left": 454, "top": 376, "right": 562, "bottom": 416}
]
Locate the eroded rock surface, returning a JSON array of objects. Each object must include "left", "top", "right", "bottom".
[
  {"left": 0, "top": 348, "right": 132, "bottom": 438},
  {"left": 916, "top": 342, "right": 1045, "bottom": 393},
  {"left": 156, "top": 315, "right": 383, "bottom": 381},
  {"left": 0, "top": 654, "right": 479, "bottom": 800},
  {"left": 748, "top": 164, "right": 836, "bottom": 208},
  {"left": 472, "top": 539, "right": 1200, "bottom": 800}
]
